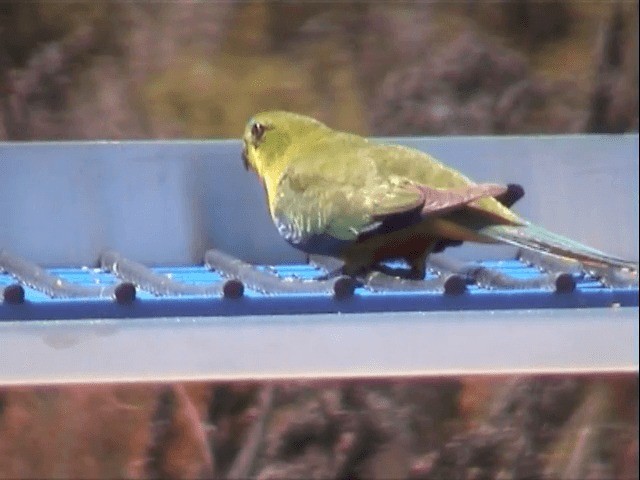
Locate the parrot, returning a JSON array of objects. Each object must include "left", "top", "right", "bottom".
[{"left": 241, "top": 111, "right": 638, "bottom": 279}]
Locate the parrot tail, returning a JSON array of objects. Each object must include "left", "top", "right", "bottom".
[{"left": 481, "top": 223, "right": 638, "bottom": 272}]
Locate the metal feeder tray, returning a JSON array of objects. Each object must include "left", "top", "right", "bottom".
[{"left": 1, "top": 135, "right": 638, "bottom": 384}]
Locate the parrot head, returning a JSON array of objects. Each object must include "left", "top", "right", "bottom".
[{"left": 242, "top": 111, "right": 329, "bottom": 190}]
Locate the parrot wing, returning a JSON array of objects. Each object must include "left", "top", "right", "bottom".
[
  {"left": 273, "top": 158, "right": 508, "bottom": 245},
  {"left": 365, "top": 142, "right": 526, "bottom": 226},
  {"left": 413, "top": 183, "right": 508, "bottom": 216}
]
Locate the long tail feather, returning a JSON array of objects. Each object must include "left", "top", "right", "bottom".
[{"left": 481, "top": 223, "right": 638, "bottom": 271}]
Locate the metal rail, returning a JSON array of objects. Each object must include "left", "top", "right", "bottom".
[
  {"left": 101, "top": 250, "right": 244, "bottom": 299},
  {"left": 429, "top": 254, "right": 577, "bottom": 293},
  {"left": 0, "top": 249, "right": 135, "bottom": 303},
  {"left": 1, "top": 253, "right": 637, "bottom": 321},
  {"left": 204, "top": 249, "right": 355, "bottom": 298}
]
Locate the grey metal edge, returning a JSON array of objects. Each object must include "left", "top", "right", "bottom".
[{"left": 0, "top": 307, "right": 638, "bottom": 385}]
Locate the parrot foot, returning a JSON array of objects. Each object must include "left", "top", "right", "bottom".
[
  {"left": 313, "top": 255, "right": 429, "bottom": 281},
  {"left": 369, "top": 248, "right": 431, "bottom": 280},
  {"left": 313, "top": 267, "right": 344, "bottom": 281},
  {"left": 308, "top": 254, "right": 347, "bottom": 281},
  {"left": 317, "top": 262, "right": 427, "bottom": 282},
  {"left": 378, "top": 266, "right": 425, "bottom": 280},
  {"left": 405, "top": 251, "right": 429, "bottom": 280},
  {"left": 372, "top": 262, "right": 426, "bottom": 280}
]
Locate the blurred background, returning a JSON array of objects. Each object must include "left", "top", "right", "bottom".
[
  {"left": 1, "top": 0, "right": 638, "bottom": 140},
  {"left": 0, "top": 1, "right": 638, "bottom": 479}
]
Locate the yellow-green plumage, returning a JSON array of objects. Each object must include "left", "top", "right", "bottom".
[{"left": 242, "top": 111, "right": 637, "bottom": 278}]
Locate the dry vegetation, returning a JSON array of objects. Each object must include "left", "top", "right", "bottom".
[
  {"left": 1, "top": 1, "right": 637, "bottom": 140},
  {"left": 0, "top": 376, "right": 637, "bottom": 479},
  {"left": 0, "top": 1, "right": 638, "bottom": 479}
]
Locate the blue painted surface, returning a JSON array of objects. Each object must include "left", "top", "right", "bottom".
[{"left": 2, "top": 260, "right": 637, "bottom": 320}]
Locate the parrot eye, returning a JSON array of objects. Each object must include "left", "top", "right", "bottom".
[{"left": 251, "top": 122, "right": 267, "bottom": 143}]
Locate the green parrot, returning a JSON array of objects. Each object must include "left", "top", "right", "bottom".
[{"left": 241, "top": 111, "right": 638, "bottom": 279}]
